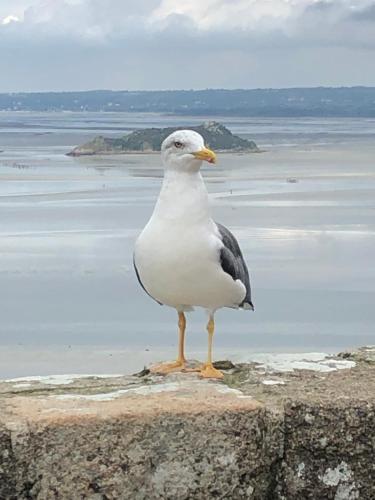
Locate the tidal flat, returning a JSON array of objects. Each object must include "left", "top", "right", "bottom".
[{"left": 0, "top": 113, "right": 374, "bottom": 377}]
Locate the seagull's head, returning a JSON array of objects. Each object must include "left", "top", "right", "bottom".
[{"left": 161, "top": 130, "right": 216, "bottom": 172}]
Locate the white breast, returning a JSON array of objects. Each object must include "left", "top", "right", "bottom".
[{"left": 134, "top": 170, "right": 246, "bottom": 311}]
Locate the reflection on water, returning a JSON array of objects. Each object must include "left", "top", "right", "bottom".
[{"left": 0, "top": 112, "right": 374, "bottom": 376}]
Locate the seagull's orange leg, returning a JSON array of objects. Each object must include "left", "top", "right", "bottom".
[
  {"left": 199, "top": 314, "right": 224, "bottom": 379},
  {"left": 150, "top": 311, "right": 187, "bottom": 374}
]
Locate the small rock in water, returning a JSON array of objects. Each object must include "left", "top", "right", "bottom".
[{"left": 213, "top": 360, "right": 236, "bottom": 370}]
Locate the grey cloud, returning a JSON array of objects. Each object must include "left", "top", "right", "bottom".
[
  {"left": 1, "top": 0, "right": 374, "bottom": 48},
  {"left": 347, "top": 3, "right": 375, "bottom": 21},
  {"left": 1, "top": 0, "right": 375, "bottom": 91}
]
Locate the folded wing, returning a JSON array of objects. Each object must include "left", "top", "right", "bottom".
[{"left": 216, "top": 222, "right": 254, "bottom": 310}]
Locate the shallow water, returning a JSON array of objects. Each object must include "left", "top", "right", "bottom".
[{"left": 0, "top": 113, "right": 374, "bottom": 377}]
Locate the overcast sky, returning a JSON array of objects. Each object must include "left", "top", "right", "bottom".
[{"left": 1, "top": 0, "right": 375, "bottom": 92}]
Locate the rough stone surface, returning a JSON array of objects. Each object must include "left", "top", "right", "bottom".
[
  {"left": 277, "top": 401, "right": 374, "bottom": 499},
  {"left": 0, "top": 348, "right": 374, "bottom": 499}
]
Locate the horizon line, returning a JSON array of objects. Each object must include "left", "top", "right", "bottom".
[{"left": 1, "top": 85, "right": 375, "bottom": 95}]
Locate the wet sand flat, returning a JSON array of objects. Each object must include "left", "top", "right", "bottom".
[{"left": 1, "top": 113, "right": 374, "bottom": 376}]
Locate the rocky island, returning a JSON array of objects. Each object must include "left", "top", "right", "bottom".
[{"left": 67, "top": 121, "right": 259, "bottom": 156}]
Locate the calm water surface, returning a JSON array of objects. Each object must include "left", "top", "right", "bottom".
[{"left": 0, "top": 113, "right": 374, "bottom": 377}]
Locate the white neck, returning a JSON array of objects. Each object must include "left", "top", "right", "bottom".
[{"left": 152, "top": 169, "right": 211, "bottom": 224}]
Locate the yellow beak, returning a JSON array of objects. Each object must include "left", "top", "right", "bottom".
[{"left": 192, "top": 147, "right": 217, "bottom": 164}]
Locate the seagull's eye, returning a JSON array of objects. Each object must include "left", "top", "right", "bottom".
[{"left": 174, "top": 141, "right": 184, "bottom": 149}]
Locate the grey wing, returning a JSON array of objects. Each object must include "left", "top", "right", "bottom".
[
  {"left": 216, "top": 223, "right": 254, "bottom": 310},
  {"left": 133, "top": 255, "right": 163, "bottom": 306}
]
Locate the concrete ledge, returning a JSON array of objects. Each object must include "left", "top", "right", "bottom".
[{"left": 0, "top": 347, "right": 374, "bottom": 499}]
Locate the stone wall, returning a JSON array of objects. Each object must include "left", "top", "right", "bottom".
[{"left": 0, "top": 348, "right": 374, "bottom": 499}]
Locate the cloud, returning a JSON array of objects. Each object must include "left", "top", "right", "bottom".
[
  {"left": 348, "top": 2, "right": 375, "bottom": 21},
  {"left": 2, "top": 0, "right": 375, "bottom": 46},
  {"left": 0, "top": 0, "right": 375, "bottom": 91},
  {"left": 2, "top": 15, "right": 20, "bottom": 25}
]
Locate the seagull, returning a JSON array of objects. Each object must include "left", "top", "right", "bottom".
[{"left": 134, "top": 130, "right": 254, "bottom": 379}]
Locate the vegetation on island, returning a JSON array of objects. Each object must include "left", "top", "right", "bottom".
[{"left": 67, "top": 121, "right": 259, "bottom": 156}]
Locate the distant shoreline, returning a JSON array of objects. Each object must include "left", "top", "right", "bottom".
[{"left": 2, "top": 87, "right": 375, "bottom": 117}]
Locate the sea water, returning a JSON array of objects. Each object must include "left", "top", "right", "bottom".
[{"left": 0, "top": 112, "right": 374, "bottom": 377}]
